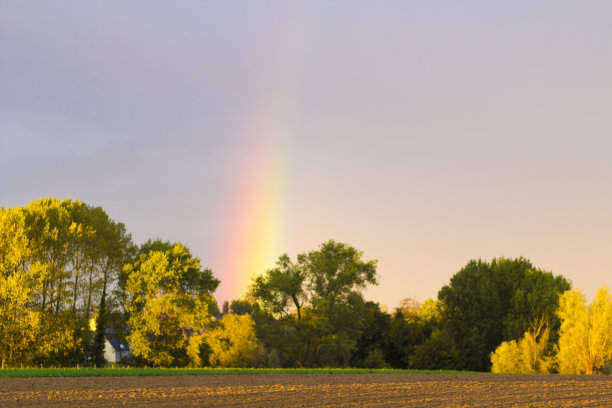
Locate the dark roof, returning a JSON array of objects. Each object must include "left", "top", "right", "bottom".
[{"left": 104, "top": 328, "right": 130, "bottom": 352}]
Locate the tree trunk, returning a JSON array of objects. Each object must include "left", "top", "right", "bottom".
[
  {"left": 72, "top": 254, "right": 82, "bottom": 317},
  {"left": 85, "top": 265, "right": 95, "bottom": 320},
  {"left": 93, "top": 285, "right": 108, "bottom": 367},
  {"left": 292, "top": 295, "right": 301, "bottom": 321}
]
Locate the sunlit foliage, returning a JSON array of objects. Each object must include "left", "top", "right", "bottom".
[
  {"left": 0, "top": 198, "right": 135, "bottom": 367},
  {"left": 556, "top": 287, "right": 612, "bottom": 374},
  {"left": 397, "top": 298, "right": 421, "bottom": 320},
  {"left": 124, "top": 241, "right": 218, "bottom": 367},
  {"left": 205, "top": 314, "right": 264, "bottom": 368},
  {"left": 0, "top": 207, "right": 41, "bottom": 368},
  {"left": 490, "top": 318, "right": 554, "bottom": 374},
  {"left": 2, "top": 197, "right": 610, "bottom": 373}
]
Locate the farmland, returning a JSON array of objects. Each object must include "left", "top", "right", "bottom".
[{"left": 1, "top": 373, "right": 610, "bottom": 407}]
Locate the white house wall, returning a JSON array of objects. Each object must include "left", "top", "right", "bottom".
[{"left": 104, "top": 339, "right": 117, "bottom": 363}]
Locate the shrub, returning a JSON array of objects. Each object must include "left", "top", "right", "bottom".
[{"left": 491, "top": 319, "right": 554, "bottom": 374}]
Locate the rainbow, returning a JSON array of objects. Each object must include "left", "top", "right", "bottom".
[{"left": 215, "top": 22, "right": 310, "bottom": 304}]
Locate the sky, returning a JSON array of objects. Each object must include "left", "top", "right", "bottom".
[{"left": 1, "top": 1, "right": 611, "bottom": 310}]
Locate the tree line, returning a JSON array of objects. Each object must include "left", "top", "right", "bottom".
[{"left": 0, "top": 198, "right": 610, "bottom": 373}]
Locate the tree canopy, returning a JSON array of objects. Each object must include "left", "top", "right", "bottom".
[
  {"left": 435, "top": 257, "right": 571, "bottom": 371},
  {"left": 2, "top": 197, "right": 608, "bottom": 374},
  {"left": 490, "top": 318, "right": 554, "bottom": 374},
  {"left": 556, "top": 287, "right": 612, "bottom": 374},
  {"left": 249, "top": 240, "right": 378, "bottom": 367},
  {"left": 123, "top": 240, "right": 219, "bottom": 367},
  {"left": 0, "top": 198, "right": 135, "bottom": 367},
  {"left": 205, "top": 314, "right": 264, "bottom": 368}
]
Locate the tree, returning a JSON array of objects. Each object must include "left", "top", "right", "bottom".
[
  {"left": 396, "top": 298, "right": 421, "bottom": 320},
  {"left": 300, "top": 240, "right": 378, "bottom": 306},
  {"left": 2, "top": 197, "right": 137, "bottom": 366},
  {"left": 556, "top": 287, "right": 612, "bottom": 374},
  {"left": 351, "top": 302, "right": 391, "bottom": 368},
  {"left": 490, "top": 318, "right": 554, "bottom": 374},
  {"left": 0, "top": 272, "right": 41, "bottom": 369},
  {"left": 21, "top": 198, "right": 82, "bottom": 365},
  {"left": 124, "top": 241, "right": 219, "bottom": 367},
  {"left": 0, "top": 207, "right": 42, "bottom": 368},
  {"left": 205, "top": 314, "right": 264, "bottom": 367},
  {"left": 92, "top": 289, "right": 108, "bottom": 367},
  {"left": 1, "top": 198, "right": 87, "bottom": 366},
  {"left": 436, "top": 257, "right": 570, "bottom": 371},
  {"left": 252, "top": 240, "right": 377, "bottom": 318},
  {"left": 229, "top": 299, "right": 258, "bottom": 316},
  {"left": 385, "top": 299, "right": 443, "bottom": 369},
  {"left": 74, "top": 203, "right": 135, "bottom": 365},
  {"left": 250, "top": 240, "right": 379, "bottom": 367},
  {"left": 251, "top": 254, "right": 306, "bottom": 321},
  {"left": 411, "top": 328, "right": 460, "bottom": 370}
]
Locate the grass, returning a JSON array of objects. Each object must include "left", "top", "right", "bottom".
[{"left": 0, "top": 367, "right": 478, "bottom": 378}]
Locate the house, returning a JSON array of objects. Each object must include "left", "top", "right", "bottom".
[
  {"left": 104, "top": 328, "right": 131, "bottom": 363},
  {"left": 101, "top": 316, "right": 224, "bottom": 364}
]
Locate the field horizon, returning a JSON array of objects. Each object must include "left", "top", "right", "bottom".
[{"left": 0, "top": 367, "right": 481, "bottom": 378}]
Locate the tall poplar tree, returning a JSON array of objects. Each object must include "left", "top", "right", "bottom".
[
  {"left": 0, "top": 207, "right": 41, "bottom": 368},
  {"left": 557, "top": 287, "right": 612, "bottom": 374},
  {"left": 0, "top": 198, "right": 135, "bottom": 366}
]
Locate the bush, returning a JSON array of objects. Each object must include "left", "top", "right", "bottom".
[
  {"left": 363, "top": 349, "right": 390, "bottom": 369},
  {"left": 491, "top": 319, "right": 554, "bottom": 374},
  {"left": 205, "top": 314, "right": 265, "bottom": 367}
]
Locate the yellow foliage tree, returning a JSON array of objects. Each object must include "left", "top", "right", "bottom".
[
  {"left": 490, "top": 340, "right": 520, "bottom": 373},
  {"left": 0, "top": 207, "right": 42, "bottom": 368},
  {"left": 557, "top": 287, "right": 612, "bottom": 374},
  {"left": 416, "top": 298, "right": 442, "bottom": 322},
  {"left": 490, "top": 318, "right": 554, "bottom": 374},
  {"left": 2, "top": 198, "right": 134, "bottom": 367},
  {"left": 397, "top": 298, "right": 421, "bottom": 320},
  {"left": 205, "top": 314, "right": 264, "bottom": 367},
  {"left": 124, "top": 243, "right": 217, "bottom": 367},
  {"left": 0, "top": 266, "right": 43, "bottom": 369},
  {"left": 22, "top": 199, "right": 91, "bottom": 365}
]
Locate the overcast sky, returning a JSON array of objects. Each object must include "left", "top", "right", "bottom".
[{"left": 1, "top": 1, "right": 611, "bottom": 309}]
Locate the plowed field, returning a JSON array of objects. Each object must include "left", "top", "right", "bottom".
[{"left": 1, "top": 373, "right": 610, "bottom": 407}]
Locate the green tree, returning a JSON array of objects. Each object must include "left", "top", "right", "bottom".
[
  {"left": 228, "top": 299, "right": 258, "bottom": 316},
  {"left": 435, "top": 257, "right": 570, "bottom": 371},
  {"left": 250, "top": 240, "right": 378, "bottom": 367},
  {"left": 300, "top": 240, "right": 378, "bottom": 306},
  {"left": 556, "top": 287, "right": 612, "bottom": 374},
  {"left": 124, "top": 241, "right": 219, "bottom": 367},
  {"left": 385, "top": 299, "right": 443, "bottom": 369},
  {"left": 205, "top": 314, "right": 264, "bottom": 367},
  {"left": 92, "top": 290, "right": 108, "bottom": 367},
  {"left": 251, "top": 254, "right": 306, "bottom": 321},
  {"left": 351, "top": 302, "right": 391, "bottom": 368}
]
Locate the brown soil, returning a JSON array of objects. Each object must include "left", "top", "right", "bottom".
[{"left": 0, "top": 373, "right": 610, "bottom": 407}]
